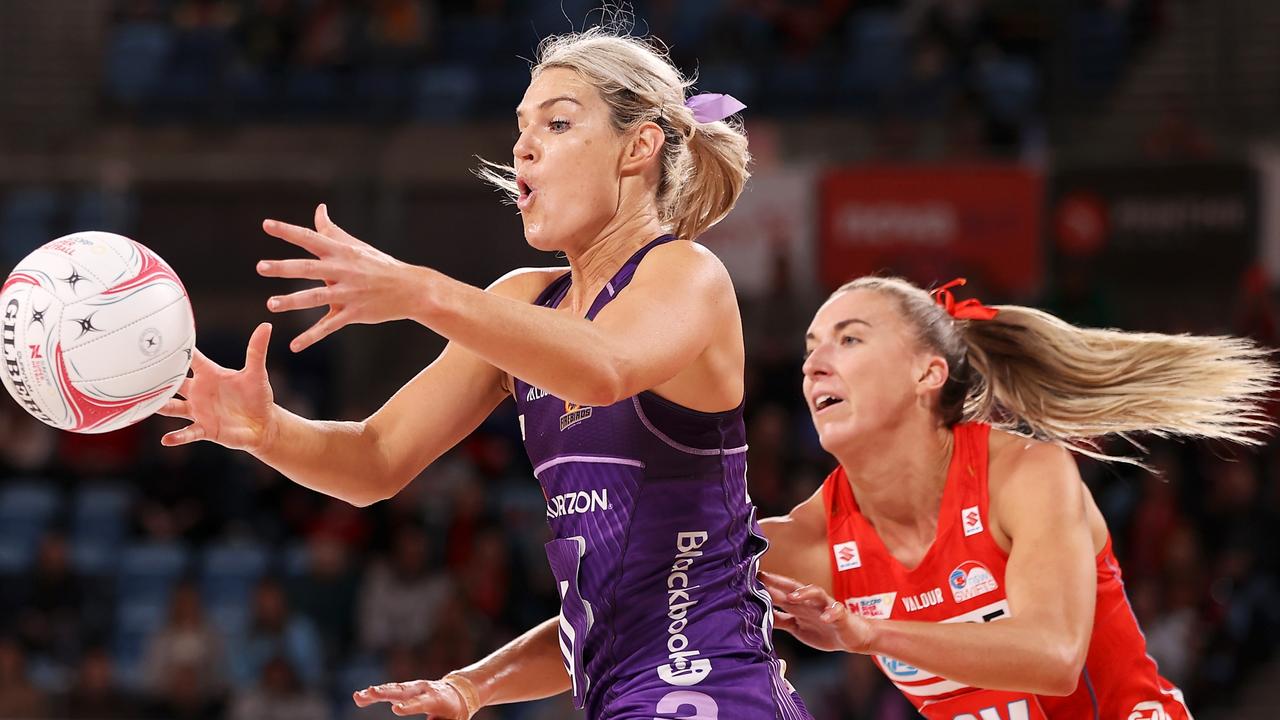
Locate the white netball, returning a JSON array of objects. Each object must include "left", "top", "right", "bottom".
[{"left": 0, "top": 231, "right": 195, "bottom": 433}]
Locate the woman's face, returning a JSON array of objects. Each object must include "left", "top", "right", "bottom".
[
  {"left": 513, "top": 67, "right": 629, "bottom": 253},
  {"left": 802, "top": 289, "right": 943, "bottom": 454}
]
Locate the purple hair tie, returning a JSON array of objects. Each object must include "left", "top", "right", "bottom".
[{"left": 684, "top": 93, "right": 746, "bottom": 123}]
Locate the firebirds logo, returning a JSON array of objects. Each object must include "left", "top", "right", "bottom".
[{"left": 560, "top": 400, "right": 592, "bottom": 431}]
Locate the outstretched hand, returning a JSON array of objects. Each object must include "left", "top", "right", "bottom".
[
  {"left": 353, "top": 679, "right": 471, "bottom": 719},
  {"left": 761, "top": 570, "right": 875, "bottom": 654},
  {"left": 156, "top": 322, "right": 277, "bottom": 453},
  {"left": 259, "top": 203, "right": 427, "bottom": 352}
]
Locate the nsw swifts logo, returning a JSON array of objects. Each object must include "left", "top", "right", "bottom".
[
  {"left": 948, "top": 560, "right": 999, "bottom": 603},
  {"left": 833, "top": 540, "right": 861, "bottom": 571},
  {"left": 560, "top": 400, "right": 592, "bottom": 431}
]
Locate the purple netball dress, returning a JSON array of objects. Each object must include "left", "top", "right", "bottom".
[{"left": 512, "top": 236, "right": 811, "bottom": 720}]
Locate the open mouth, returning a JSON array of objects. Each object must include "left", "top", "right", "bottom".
[
  {"left": 517, "top": 178, "right": 536, "bottom": 209},
  {"left": 814, "top": 395, "right": 845, "bottom": 412}
]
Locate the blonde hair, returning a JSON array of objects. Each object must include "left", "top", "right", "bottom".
[
  {"left": 836, "top": 276, "right": 1278, "bottom": 464},
  {"left": 478, "top": 27, "right": 751, "bottom": 240}
]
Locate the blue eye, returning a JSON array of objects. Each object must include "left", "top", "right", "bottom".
[
  {"left": 549, "top": 119, "right": 571, "bottom": 132},
  {"left": 840, "top": 336, "right": 860, "bottom": 346}
]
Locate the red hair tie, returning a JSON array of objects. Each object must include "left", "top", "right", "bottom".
[{"left": 931, "top": 278, "right": 998, "bottom": 321}]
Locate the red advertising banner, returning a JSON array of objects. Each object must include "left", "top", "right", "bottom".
[{"left": 819, "top": 165, "right": 1043, "bottom": 296}]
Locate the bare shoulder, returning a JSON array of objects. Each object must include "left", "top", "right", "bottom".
[
  {"left": 987, "top": 430, "right": 1085, "bottom": 537},
  {"left": 636, "top": 239, "right": 734, "bottom": 292},
  {"left": 988, "top": 429, "right": 1078, "bottom": 484},
  {"left": 486, "top": 266, "right": 569, "bottom": 302},
  {"left": 788, "top": 483, "right": 828, "bottom": 533}
]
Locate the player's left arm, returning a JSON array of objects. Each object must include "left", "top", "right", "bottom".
[
  {"left": 414, "top": 239, "right": 734, "bottom": 407},
  {"left": 768, "top": 443, "right": 1096, "bottom": 696},
  {"left": 259, "top": 205, "right": 734, "bottom": 407}
]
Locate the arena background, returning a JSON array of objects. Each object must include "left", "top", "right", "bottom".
[{"left": 1, "top": 0, "right": 1279, "bottom": 718}]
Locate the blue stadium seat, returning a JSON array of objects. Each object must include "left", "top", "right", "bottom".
[
  {"left": 105, "top": 22, "right": 174, "bottom": 104},
  {"left": 0, "top": 187, "right": 59, "bottom": 265},
  {"left": 693, "top": 62, "right": 757, "bottom": 111},
  {"left": 69, "top": 189, "right": 137, "bottom": 236},
  {"left": 524, "top": 0, "right": 599, "bottom": 38},
  {"left": 976, "top": 56, "right": 1040, "bottom": 124},
  {"left": 763, "top": 59, "right": 825, "bottom": 115},
  {"left": 1070, "top": 7, "right": 1129, "bottom": 93},
  {"left": 440, "top": 16, "right": 507, "bottom": 64},
  {"left": 0, "top": 481, "right": 62, "bottom": 564},
  {"left": 200, "top": 542, "right": 271, "bottom": 608},
  {"left": 206, "top": 602, "right": 250, "bottom": 639},
  {"left": 477, "top": 63, "right": 532, "bottom": 115},
  {"left": 840, "top": 10, "right": 907, "bottom": 110},
  {"left": 72, "top": 482, "right": 132, "bottom": 549},
  {"left": 670, "top": 0, "right": 725, "bottom": 50},
  {"left": 156, "top": 27, "right": 230, "bottom": 108},
  {"left": 0, "top": 538, "right": 33, "bottom": 574},
  {"left": 284, "top": 69, "right": 341, "bottom": 112},
  {"left": 116, "top": 541, "right": 189, "bottom": 607},
  {"left": 70, "top": 540, "right": 117, "bottom": 576},
  {"left": 114, "top": 596, "right": 167, "bottom": 690},
  {"left": 282, "top": 541, "right": 310, "bottom": 577},
  {"left": 412, "top": 65, "right": 480, "bottom": 121}
]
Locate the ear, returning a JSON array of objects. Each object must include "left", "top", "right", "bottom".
[
  {"left": 916, "top": 353, "right": 949, "bottom": 397},
  {"left": 619, "top": 121, "right": 666, "bottom": 177}
]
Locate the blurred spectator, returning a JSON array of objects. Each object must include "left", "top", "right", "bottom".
[
  {"left": 296, "top": 0, "right": 356, "bottom": 69},
  {"left": 455, "top": 527, "right": 516, "bottom": 624},
  {"left": 807, "top": 651, "right": 915, "bottom": 719},
  {"left": 444, "top": 471, "right": 492, "bottom": 569},
  {"left": 360, "top": 0, "right": 434, "bottom": 64},
  {"left": 0, "top": 637, "right": 50, "bottom": 719},
  {"left": 1143, "top": 96, "right": 1215, "bottom": 160},
  {"left": 417, "top": 586, "right": 491, "bottom": 681},
  {"left": 229, "top": 655, "right": 331, "bottom": 720},
  {"left": 234, "top": 0, "right": 301, "bottom": 72},
  {"left": 146, "top": 663, "right": 225, "bottom": 720},
  {"left": 174, "top": 0, "right": 238, "bottom": 32},
  {"left": 304, "top": 497, "right": 373, "bottom": 549},
  {"left": 358, "top": 522, "right": 452, "bottom": 654},
  {"left": 62, "top": 646, "right": 143, "bottom": 719},
  {"left": 230, "top": 578, "right": 324, "bottom": 690},
  {"left": 132, "top": 441, "right": 222, "bottom": 543},
  {"left": 0, "top": 405, "right": 57, "bottom": 475},
  {"left": 12, "top": 533, "right": 91, "bottom": 668},
  {"left": 142, "top": 580, "right": 227, "bottom": 700},
  {"left": 286, "top": 532, "right": 360, "bottom": 665}
]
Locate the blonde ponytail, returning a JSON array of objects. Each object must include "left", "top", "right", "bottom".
[
  {"left": 839, "top": 276, "right": 1278, "bottom": 463},
  {"left": 673, "top": 119, "right": 750, "bottom": 240}
]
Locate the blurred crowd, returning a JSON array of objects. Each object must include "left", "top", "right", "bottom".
[
  {"left": 0, "top": 263, "right": 1278, "bottom": 719},
  {"left": 3, "top": 2, "right": 1276, "bottom": 719},
  {"left": 104, "top": 0, "right": 1164, "bottom": 152}
]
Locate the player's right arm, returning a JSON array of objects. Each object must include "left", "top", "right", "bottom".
[
  {"left": 159, "top": 267, "right": 560, "bottom": 507},
  {"left": 354, "top": 617, "right": 570, "bottom": 718}
]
